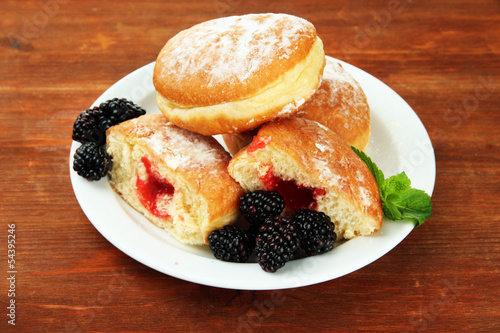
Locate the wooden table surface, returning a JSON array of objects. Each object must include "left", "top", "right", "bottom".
[{"left": 2, "top": 0, "right": 499, "bottom": 332}]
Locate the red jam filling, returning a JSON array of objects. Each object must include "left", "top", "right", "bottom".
[
  {"left": 135, "top": 157, "right": 174, "bottom": 219},
  {"left": 247, "top": 135, "right": 272, "bottom": 154},
  {"left": 260, "top": 165, "right": 325, "bottom": 211}
]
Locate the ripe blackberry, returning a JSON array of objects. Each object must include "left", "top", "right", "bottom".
[
  {"left": 72, "top": 98, "right": 146, "bottom": 145},
  {"left": 72, "top": 106, "right": 101, "bottom": 144},
  {"left": 255, "top": 215, "right": 299, "bottom": 273},
  {"left": 239, "top": 190, "right": 285, "bottom": 226},
  {"left": 208, "top": 225, "right": 252, "bottom": 263},
  {"left": 98, "top": 98, "right": 146, "bottom": 130},
  {"left": 73, "top": 142, "right": 111, "bottom": 181},
  {"left": 293, "top": 209, "right": 336, "bottom": 256}
]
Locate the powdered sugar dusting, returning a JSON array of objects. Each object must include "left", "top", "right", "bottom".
[
  {"left": 315, "top": 121, "right": 331, "bottom": 132},
  {"left": 139, "top": 123, "right": 227, "bottom": 171},
  {"left": 312, "top": 151, "right": 375, "bottom": 211},
  {"left": 315, "top": 142, "right": 329, "bottom": 152},
  {"left": 323, "top": 59, "right": 359, "bottom": 88},
  {"left": 358, "top": 186, "right": 372, "bottom": 209},
  {"left": 278, "top": 97, "right": 306, "bottom": 116},
  {"left": 158, "top": 14, "right": 313, "bottom": 88},
  {"left": 312, "top": 157, "right": 341, "bottom": 188},
  {"left": 308, "top": 124, "right": 377, "bottom": 212},
  {"left": 318, "top": 58, "right": 367, "bottom": 121}
]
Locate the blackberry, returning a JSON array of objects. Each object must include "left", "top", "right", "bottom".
[
  {"left": 72, "top": 106, "right": 101, "bottom": 144},
  {"left": 293, "top": 209, "right": 336, "bottom": 256},
  {"left": 208, "top": 225, "right": 252, "bottom": 263},
  {"left": 73, "top": 142, "right": 112, "bottom": 181},
  {"left": 98, "top": 98, "right": 146, "bottom": 130},
  {"left": 255, "top": 215, "right": 299, "bottom": 273},
  {"left": 72, "top": 98, "right": 146, "bottom": 145},
  {"left": 240, "top": 190, "right": 285, "bottom": 226}
]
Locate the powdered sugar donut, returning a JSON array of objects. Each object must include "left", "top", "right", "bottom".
[
  {"left": 228, "top": 117, "right": 382, "bottom": 240},
  {"left": 106, "top": 114, "right": 244, "bottom": 245},
  {"left": 153, "top": 13, "right": 325, "bottom": 135}
]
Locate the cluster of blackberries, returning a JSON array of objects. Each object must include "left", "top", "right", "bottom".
[
  {"left": 208, "top": 190, "right": 337, "bottom": 273},
  {"left": 71, "top": 98, "right": 146, "bottom": 181}
]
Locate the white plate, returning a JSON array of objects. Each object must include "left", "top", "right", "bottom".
[{"left": 69, "top": 56, "right": 436, "bottom": 290}]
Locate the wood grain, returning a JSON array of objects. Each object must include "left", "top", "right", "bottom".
[{"left": 1, "top": 0, "right": 499, "bottom": 332}]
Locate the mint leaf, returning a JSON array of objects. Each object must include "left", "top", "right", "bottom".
[
  {"left": 383, "top": 188, "right": 433, "bottom": 227},
  {"left": 381, "top": 172, "right": 411, "bottom": 201},
  {"left": 382, "top": 199, "right": 403, "bottom": 220},
  {"left": 351, "top": 146, "right": 433, "bottom": 227}
]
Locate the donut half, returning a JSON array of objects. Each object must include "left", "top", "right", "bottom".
[
  {"left": 228, "top": 117, "right": 383, "bottom": 240},
  {"left": 106, "top": 114, "right": 243, "bottom": 245}
]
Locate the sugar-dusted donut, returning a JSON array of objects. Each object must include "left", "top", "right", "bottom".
[
  {"left": 106, "top": 114, "right": 244, "bottom": 245},
  {"left": 228, "top": 117, "right": 382, "bottom": 240},
  {"left": 153, "top": 13, "right": 325, "bottom": 135}
]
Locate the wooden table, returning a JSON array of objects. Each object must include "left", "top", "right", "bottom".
[{"left": 2, "top": 0, "right": 499, "bottom": 331}]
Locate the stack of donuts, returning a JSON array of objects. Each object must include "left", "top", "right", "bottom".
[{"left": 106, "top": 13, "right": 382, "bottom": 245}]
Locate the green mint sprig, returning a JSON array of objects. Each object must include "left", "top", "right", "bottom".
[{"left": 351, "top": 146, "right": 432, "bottom": 227}]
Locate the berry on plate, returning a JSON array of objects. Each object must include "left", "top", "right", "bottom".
[
  {"left": 208, "top": 225, "right": 253, "bottom": 263},
  {"left": 239, "top": 190, "right": 285, "bottom": 227},
  {"left": 293, "top": 209, "right": 337, "bottom": 256},
  {"left": 72, "top": 98, "right": 146, "bottom": 145},
  {"left": 255, "top": 215, "right": 300, "bottom": 273},
  {"left": 73, "top": 142, "right": 111, "bottom": 181}
]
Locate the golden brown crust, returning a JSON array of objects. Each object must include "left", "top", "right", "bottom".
[
  {"left": 228, "top": 117, "right": 383, "bottom": 239},
  {"left": 106, "top": 114, "right": 243, "bottom": 244},
  {"left": 298, "top": 58, "right": 371, "bottom": 150},
  {"left": 153, "top": 13, "right": 318, "bottom": 106}
]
